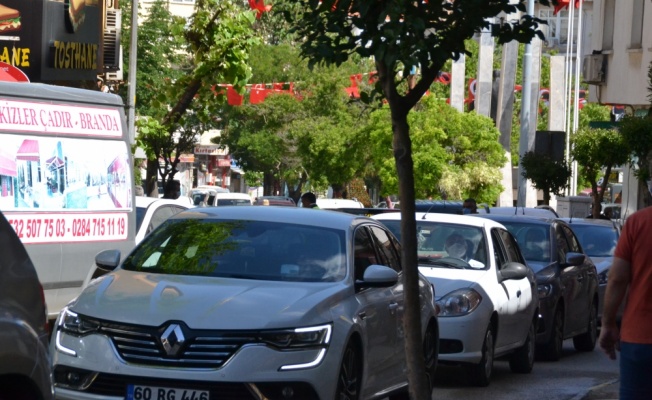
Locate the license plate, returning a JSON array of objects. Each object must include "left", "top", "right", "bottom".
[{"left": 127, "top": 384, "right": 209, "bottom": 400}]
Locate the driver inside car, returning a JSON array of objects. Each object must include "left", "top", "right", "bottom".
[{"left": 445, "top": 233, "right": 484, "bottom": 269}]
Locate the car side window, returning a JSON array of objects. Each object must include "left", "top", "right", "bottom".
[
  {"left": 369, "top": 225, "right": 401, "bottom": 273},
  {"left": 555, "top": 225, "right": 570, "bottom": 262},
  {"left": 562, "top": 225, "right": 582, "bottom": 253},
  {"left": 148, "top": 205, "right": 180, "bottom": 234},
  {"left": 498, "top": 229, "right": 524, "bottom": 264},
  {"left": 354, "top": 227, "right": 379, "bottom": 281},
  {"left": 490, "top": 229, "right": 508, "bottom": 269}
]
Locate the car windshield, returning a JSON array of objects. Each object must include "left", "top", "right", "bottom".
[
  {"left": 498, "top": 221, "right": 551, "bottom": 264},
  {"left": 379, "top": 220, "right": 487, "bottom": 270},
  {"left": 216, "top": 199, "right": 251, "bottom": 206},
  {"left": 122, "top": 219, "right": 347, "bottom": 282},
  {"left": 569, "top": 225, "right": 618, "bottom": 258}
]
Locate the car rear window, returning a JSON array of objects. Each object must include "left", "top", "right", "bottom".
[{"left": 123, "top": 219, "right": 347, "bottom": 282}]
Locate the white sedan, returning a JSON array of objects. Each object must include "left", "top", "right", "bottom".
[
  {"left": 135, "top": 196, "right": 193, "bottom": 244},
  {"left": 374, "top": 212, "right": 539, "bottom": 387}
]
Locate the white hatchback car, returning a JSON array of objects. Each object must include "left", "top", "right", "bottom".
[
  {"left": 374, "top": 212, "right": 539, "bottom": 386},
  {"left": 135, "top": 196, "right": 192, "bottom": 244}
]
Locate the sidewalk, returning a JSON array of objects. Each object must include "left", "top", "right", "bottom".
[{"left": 578, "top": 379, "right": 619, "bottom": 400}]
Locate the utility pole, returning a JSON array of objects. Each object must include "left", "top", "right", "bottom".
[{"left": 127, "top": 0, "right": 139, "bottom": 145}]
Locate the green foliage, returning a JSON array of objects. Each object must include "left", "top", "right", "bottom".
[
  {"left": 579, "top": 103, "right": 612, "bottom": 129},
  {"left": 520, "top": 151, "right": 571, "bottom": 203},
  {"left": 619, "top": 114, "right": 652, "bottom": 182},
  {"left": 366, "top": 97, "right": 506, "bottom": 203},
  {"left": 571, "top": 127, "right": 628, "bottom": 207}
]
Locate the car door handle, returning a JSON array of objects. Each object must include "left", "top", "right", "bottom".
[
  {"left": 358, "top": 311, "right": 366, "bottom": 320},
  {"left": 517, "top": 290, "right": 522, "bottom": 297},
  {"left": 389, "top": 302, "right": 399, "bottom": 312},
  {"left": 577, "top": 275, "right": 584, "bottom": 283}
]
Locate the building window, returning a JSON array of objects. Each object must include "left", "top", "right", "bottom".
[
  {"left": 630, "top": 0, "right": 645, "bottom": 49},
  {"left": 537, "top": 9, "right": 575, "bottom": 46},
  {"left": 602, "top": 0, "right": 615, "bottom": 50}
]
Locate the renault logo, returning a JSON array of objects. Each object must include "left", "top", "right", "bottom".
[{"left": 160, "top": 324, "right": 185, "bottom": 357}]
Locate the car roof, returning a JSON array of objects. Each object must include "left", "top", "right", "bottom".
[
  {"left": 558, "top": 217, "right": 619, "bottom": 229},
  {"left": 136, "top": 196, "right": 192, "bottom": 208},
  {"left": 214, "top": 193, "right": 252, "bottom": 199},
  {"left": 374, "top": 211, "right": 508, "bottom": 229},
  {"left": 480, "top": 206, "right": 559, "bottom": 218},
  {"left": 476, "top": 213, "right": 556, "bottom": 226},
  {"left": 172, "top": 205, "right": 375, "bottom": 230}
]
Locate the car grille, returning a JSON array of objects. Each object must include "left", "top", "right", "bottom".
[{"left": 98, "top": 320, "right": 257, "bottom": 369}]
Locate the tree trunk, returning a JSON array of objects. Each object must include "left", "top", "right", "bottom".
[
  {"left": 145, "top": 159, "right": 160, "bottom": 198},
  {"left": 542, "top": 189, "right": 550, "bottom": 205},
  {"left": 392, "top": 107, "right": 430, "bottom": 400}
]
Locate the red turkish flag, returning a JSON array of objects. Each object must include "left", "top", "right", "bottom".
[
  {"left": 554, "top": 0, "right": 582, "bottom": 15},
  {"left": 248, "top": 0, "right": 272, "bottom": 19}
]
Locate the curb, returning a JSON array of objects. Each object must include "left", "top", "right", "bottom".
[{"left": 572, "top": 379, "right": 620, "bottom": 400}]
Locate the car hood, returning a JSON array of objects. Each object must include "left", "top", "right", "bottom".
[
  {"left": 591, "top": 256, "right": 613, "bottom": 274},
  {"left": 70, "top": 270, "right": 347, "bottom": 329},
  {"left": 418, "top": 267, "right": 489, "bottom": 297}
]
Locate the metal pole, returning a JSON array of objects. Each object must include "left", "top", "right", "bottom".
[
  {"left": 571, "top": 1, "right": 584, "bottom": 196},
  {"left": 517, "top": 0, "right": 536, "bottom": 207},
  {"left": 127, "top": 0, "right": 139, "bottom": 145}
]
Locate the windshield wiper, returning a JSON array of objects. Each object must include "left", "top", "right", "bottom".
[{"left": 418, "top": 257, "right": 466, "bottom": 269}]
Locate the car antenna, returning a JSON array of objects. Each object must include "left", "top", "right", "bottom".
[{"left": 422, "top": 199, "right": 439, "bottom": 219}]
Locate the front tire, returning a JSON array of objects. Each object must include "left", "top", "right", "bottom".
[
  {"left": 573, "top": 300, "right": 598, "bottom": 352},
  {"left": 509, "top": 320, "right": 535, "bottom": 373},
  {"left": 539, "top": 307, "right": 564, "bottom": 361},
  {"left": 464, "top": 326, "right": 494, "bottom": 387},
  {"left": 335, "top": 342, "right": 362, "bottom": 400}
]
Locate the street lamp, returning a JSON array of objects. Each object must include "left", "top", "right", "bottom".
[{"left": 127, "top": 0, "right": 139, "bottom": 144}]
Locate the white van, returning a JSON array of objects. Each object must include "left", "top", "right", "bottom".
[
  {"left": 188, "top": 186, "right": 252, "bottom": 206},
  {"left": 0, "top": 82, "right": 136, "bottom": 319}
]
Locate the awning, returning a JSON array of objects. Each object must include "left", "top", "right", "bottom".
[
  {"left": 0, "top": 151, "right": 17, "bottom": 177},
  {"left": 16, "top": 139, "right": 40, "bottom": 161},
  {"left": 46, "top": 156, "right": 65, "bottom": 169}
]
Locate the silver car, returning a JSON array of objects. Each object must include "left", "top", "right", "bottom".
[
  {"left": 51, "top": 207, "right": 438, "bottom": 400},
  {"left": 0, "top": 211, "right": 54, "bottom": 400}
]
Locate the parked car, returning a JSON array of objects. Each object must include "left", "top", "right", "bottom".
[
  {"left": 374, "top": 212, "right": 538, "bottom": 386},
  {"left": 315, "top": 198, "right": 364, "bottom": 209},
  {"left": 561, "top": 218, "right": 622, "bottom": 324},
  {"left": 135, "top": 196, "right": 192, "bottom": 245},
  {"left": 51, "top": 207, "right": 438, "bottom": 400},
  {"left": 0, "top": 211, "right": 54, "bottom": 400},
  {"left": 254, "top": 195, "right": 297, "bottom": 207},
  {"left": 479, "top": 206, "right": 559, "bottom": 218},
  {"left": 188, "top": 186, "right": 231, "bottom": 206},
  {"left": 478, "top": 214, "right": 599, "bottom": 361}
]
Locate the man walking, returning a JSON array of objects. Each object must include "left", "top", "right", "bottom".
[{"left": 598, "top": 206, "right": 652, "bottom": 400}]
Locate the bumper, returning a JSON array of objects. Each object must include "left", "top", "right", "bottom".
[
  {"left": 436, "top": 312, "right": 490, "bottom": 364},
  {"left": 52, "top": 332, "right": 337, "bottom": 400}
]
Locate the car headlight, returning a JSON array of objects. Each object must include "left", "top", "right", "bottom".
[
  {"left": 258, "top": 324, "right": 332, "bottom": 371},
  {"left": 58, "top": 307, "right": 101, "bottom": 336},
  {"left": 55, "top": 307, "right": 100, "bottom": 357},
  {"left": 436, "top": 289, "right": 482, "bottom": 317},
  {"left": 537, "top": 284, "right": 553, "bottom": 299},
  {"left": 259, "top": 324, "right": 332, "bottom": 349},
  {"left": 598, "top": 270, "right": 609, "bottom": 285}
]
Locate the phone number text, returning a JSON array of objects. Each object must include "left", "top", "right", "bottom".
[{"left": 7, "top": 213, "right": 129, "bottom": 244}]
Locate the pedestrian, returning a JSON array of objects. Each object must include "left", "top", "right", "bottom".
[
  {"left": 598, "top": 206, "right": 652, "bottom": 400},
  {"left": 162, "top": 179, "right": 181, "bottom": 200},
  {"left": 300, "top": 192, "right": 319, "bottom": 209},
  {"left": 462, "top": 198, "right": 478, "bottom": 214}
]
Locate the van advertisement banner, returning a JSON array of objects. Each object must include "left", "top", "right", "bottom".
[
  {"left": 0, "top": 133, "right": 131, "bottom": 244},
  {"left": 0, "top": 98, "right": 123, "bottom": 137}
]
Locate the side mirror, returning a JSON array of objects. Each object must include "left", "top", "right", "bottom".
[
  {"left": 95, "top": 249, "right": 121, "bottom": 272},
  {"left": 355, "top": 265, "right": 399, "bottom": 289},
  {"left": 563, "top": 252, "right": 585, "bottom": 267},
  {"left": 499, "top": 262, "right": 529, "bottom": 282}
]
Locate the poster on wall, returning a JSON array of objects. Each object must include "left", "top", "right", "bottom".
[{"left": 0, "top": 134, "right": 131, "bottom": 244}]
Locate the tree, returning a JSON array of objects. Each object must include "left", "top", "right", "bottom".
[
  {"left": 366, "top": 96, "right": 506, "bottom": 203},
  {"left": 279, "top": 0, "right": 548, "bottom": 397},
  {"left": 123, "top": 0, "right": 260, "bottom": 197},
  {"left": 520, "top": 151, "right": 571, "bottom": 205},
  {"left": 571, "top": 128, "right": 629, "bottom": 217}
]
